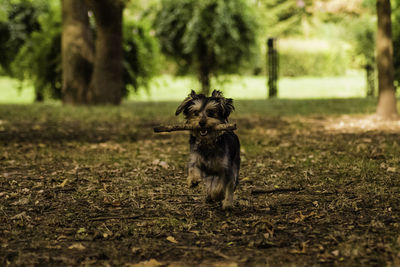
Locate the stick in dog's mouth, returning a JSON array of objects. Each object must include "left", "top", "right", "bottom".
[{"left": 153, "top": 123, "right": 236, "bottom": 133}]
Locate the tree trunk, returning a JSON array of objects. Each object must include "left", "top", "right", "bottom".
[
  {"left": 61, "top": 0, "right": 93, "bottom": 104},
  {"left": 86, "top": 0, "right": 124, "bottom": 105},
  {"left": 376, "top": 0, "right": 398, "bottom": 119},
  {"left": 199, "top": 67, "right": 211, "bottom": 96}
]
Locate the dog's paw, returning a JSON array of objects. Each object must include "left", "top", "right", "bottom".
[
  {"left": 187, "top": 176, "right": 200, "bottom": 188},
  {"left": 222, "top": 199, "right": 233, "bottom": 210}
]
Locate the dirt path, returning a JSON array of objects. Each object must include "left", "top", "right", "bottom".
[{"left": 1, "top": 112, "right": 400, "bottom": 266}]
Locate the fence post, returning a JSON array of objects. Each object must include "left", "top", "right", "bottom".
[{"left": 267, "top": 38, "right": 278, "bottom": 98}]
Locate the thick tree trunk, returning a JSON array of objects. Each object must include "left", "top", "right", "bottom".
[
  {"left": 376, "top": 0, "right": 398, "bottom": 119},
  {"left": 86, "top": 0, "right": 124, "bottom": 105},
  {"left": 61, "top": 0, "right": 93, "bottom": 104}
]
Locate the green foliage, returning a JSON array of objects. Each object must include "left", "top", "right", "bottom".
[
  {"left": 260, "top": 0, "right": 309, "bottom": 37},
  {"left": 154, "top": 0, "right": 259, "bottom": 76},
  {"left": 0, "top": 0, "right": 47, "bottom": 75},
  {"left": 123, "top": 20, "right": 160, "bottom": 94},
  {"left": 347, "top": 16, "right": 375, "bottom": 68},
  {"left": 5, "top": 1, "right": 160, "bottom": 100},
  {"left": 11, "top": 4, "right": 61, "bottom": 100},
  {"left": 278, "top": 40, "right": 347, "bottom": 77}
]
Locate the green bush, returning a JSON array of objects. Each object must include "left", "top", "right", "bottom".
[
  {"left": 277, "top": 41, "right": 348, "bottom": 77},
  {"left": 10, "top": 1, "right": 61, "bottom": 100},
  {"left": 8, "top": 2, "right": 160, "bottom": 100},
  {"left": 123, "top": 20, "right": 160, "bottom": 94},
  {"left": 0, "top": 0, "right": 47, "bottom": 75}
]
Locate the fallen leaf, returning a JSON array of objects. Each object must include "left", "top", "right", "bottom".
[
  {"left": 190, "top": 230, "right": 200, "bottom": 236},
  {"left": 11, "top": 197, "right": 29, "bottom": 205},
  {"left": 59, "top": 178, "right": 69, "bottom": 188},
  {"left": 11, "top": 212, "right": 30, "bottom": 220},
  {"left": 68, "top": 243, "right": 86, "bottom": 250},
  {"left": 131, "top": 259, "right": 163, "bottom": 267},
  {"left": 77, "top": 228, "right": 86, "bottom": 234},
  {"left": 131, "top": 247, "right": 140, "bottom": 254},
  {"left": 387, "top": 167, "right": 396, "bottom": 173},
  {"left": 166, "top": 236, "right": 178, "bottom": 244},
  {"left": 332, "top": 250, "right": 340, "bottom": 257},
  {"left": 241, "top": 177, "right": 251, "bottom": 182}
]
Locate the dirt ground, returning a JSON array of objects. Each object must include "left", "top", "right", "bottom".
[{"left": 1, "top": 104, "right": 400, "bottom": 266}]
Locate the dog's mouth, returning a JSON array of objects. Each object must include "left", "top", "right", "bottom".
[{"left": 199, "top": 130, "right": 208, "bottom": 136}]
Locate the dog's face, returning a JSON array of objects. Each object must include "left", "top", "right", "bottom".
[{"left": 176, "top": 90, "right": 234, "bottom": 138}]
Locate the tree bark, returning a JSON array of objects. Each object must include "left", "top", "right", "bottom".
[
  {"left": 197, "top": 38, "right": 213, "bottom": 96},
  {"left": 376, "top": 0, "right": 398, "bottom": 119},
  {"left": 61, "top": 0, "right": 93, "bottom": 105},
  {"left": 86, "top": 0, "right": 124, "bottom": 105},
  {"left": 199, "top": 67, "right": 211, "bottom": 96}
]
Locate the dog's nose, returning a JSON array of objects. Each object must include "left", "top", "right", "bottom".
[{"left": 199, "top": 121, "right": 206, "bottom": 127}]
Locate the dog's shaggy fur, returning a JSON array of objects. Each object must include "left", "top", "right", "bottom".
[{"left": 176, "top": 90, "right": 240, "bottom": 209}]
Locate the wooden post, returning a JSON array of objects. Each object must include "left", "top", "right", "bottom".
[{"left": 267, "top": 38, "right": 278, "bottom": 98}]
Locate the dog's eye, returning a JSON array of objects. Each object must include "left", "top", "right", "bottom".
[
  {"left": 206, "top": 110, "right": 215, "bottom": 117},
  {"left": 194, "top": 111, "right": 199, "bottom": 116}
]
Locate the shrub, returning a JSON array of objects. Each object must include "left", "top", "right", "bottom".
[
  {"left": 276, "top": 39, "right": 348, "bottom": 77},
  {"left": 9, "top": 3, "right": 160, "bottom": 100}
]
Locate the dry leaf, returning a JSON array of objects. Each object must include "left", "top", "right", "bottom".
[
  {"left": 11, "top": 197, "right": 29, "bottom": 206},
  {"left": 68, "top": 243, "right": 86, "bottom": 250},
  {"left": 387, "top": 167, "right": 396, "bottom": 173},
  {"left": 166, "top": 236, "right": 178, "bottom": 244},
  {"left": 131, "top": 259, "right": 163, "bottom": 267},
  {"left": 241, "top": 177, "right": 251, "bottom": 182},
  {"left": 59, "top": 178, "right": 69, "bottom": 188},
  {"left": 11, "top": 212, "right": 30, "bottom": 220},
  {"left": 331, "top": 250, "right": 340, "bottom": 257}
]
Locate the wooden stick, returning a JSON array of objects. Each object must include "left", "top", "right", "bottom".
[
  {"left": 251, "top": 187, "right": 303, "bottom": 195},
  {"left": 154, "top": 123, "right": 236, "bottom": 133}
]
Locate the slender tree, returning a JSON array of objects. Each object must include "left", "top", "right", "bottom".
[
  {"left": 376, "top": 0, "right": 398, "bottom": 119},
  {"left": 154, "top": 0, "right": 258, "bottom": 95}
]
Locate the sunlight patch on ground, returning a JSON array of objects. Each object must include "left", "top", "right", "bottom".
[{"left": 323, "top": 115, "right": 400, "bottom": 132}]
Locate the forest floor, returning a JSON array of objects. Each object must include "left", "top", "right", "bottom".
[{"left": 1, "top": 99, "right": 400, "bottom": 266}]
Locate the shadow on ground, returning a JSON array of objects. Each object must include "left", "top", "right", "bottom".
[{"left": 1, "top": 101, "right": 400, "bottom": 266}]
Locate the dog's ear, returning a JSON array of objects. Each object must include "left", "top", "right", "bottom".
[
  {"left": 211, "top": 90, "right": 234, "bottom": 118},
  {"left": 175, "top": 90, "right": 197, "bottom": 116},
  {"left": 211, "top": 90, "right": 224, "bottom": 98},
  {"left": 221, "top": 98, "right": 234, "bottom": 118}
]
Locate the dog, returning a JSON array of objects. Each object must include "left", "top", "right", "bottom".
[{"left": 175, "top": 90, "right": 240, "bottom": 209}]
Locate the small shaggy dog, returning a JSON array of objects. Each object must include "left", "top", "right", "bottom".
[{"left": 175, "top": 90, "right": 240, "bottom": 209}]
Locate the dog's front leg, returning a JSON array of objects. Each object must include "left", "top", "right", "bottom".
[
  {"left": 222, "top": 181, "right": 235, "bottom": 210},
  {"left": 222, "top": 168, "right": 238, "bottom": 209},
  {"left": 187, "top": 163, "right": 202, "bottom": 188}
]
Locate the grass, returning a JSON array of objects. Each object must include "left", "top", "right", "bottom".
[
  {"left": 130, "top": 71, "right": 366, "bottom": 101},
  {"left": 0, "top": 77, "right": 34, "bottom": 103},
  {"left": 1, "top": 98, "right": 400, "bottom": 266},
  {"left": 0, "top": 71, "right": 367, "bottom": 103}
]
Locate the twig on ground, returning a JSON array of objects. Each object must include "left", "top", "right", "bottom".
[
  {"left": 251, "top": 187, "right": 303, "bottom": 195},
  {"left": 154, "top": 123, "right": 236, "bottom": 133},
  {"left": 176, "top": 246, "right": 234, "bottom": 261},
  {"left": 89, "top": 215, "right": 141, "bottom": 221}
]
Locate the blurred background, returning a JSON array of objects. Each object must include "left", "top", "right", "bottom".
[{"left": 0, "top": 0, "right": 399, "bottom": 103}]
